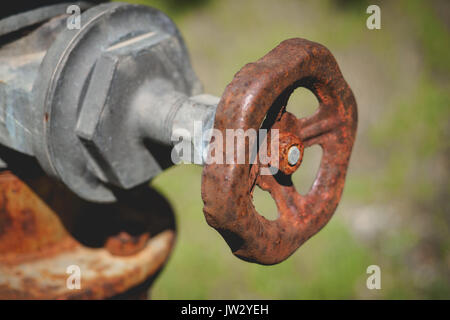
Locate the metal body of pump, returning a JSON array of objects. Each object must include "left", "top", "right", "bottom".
[{"left": 0, "top": 2, "right": 357, "bottom": 298}]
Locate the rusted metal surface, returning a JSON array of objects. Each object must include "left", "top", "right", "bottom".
[
  {"left": 277, "top": 132, "right": 304, "bottom": 175},
  {"left": 202, "top": 38, "right": 357, "bottom": 265},
  {"left": 0, "top": 170, "right": 175, "bottom": 299},
  {"left": 105, "top": 231, "right": 151, "bottom": 257}
]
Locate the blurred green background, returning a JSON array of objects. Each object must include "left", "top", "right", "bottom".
[{"left": 121, "top": 0, "right": 449, "bottom": 299}]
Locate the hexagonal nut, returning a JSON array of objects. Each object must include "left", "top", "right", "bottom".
[{"left": 75, "top": 31, "right": 201, "bottom": 189}]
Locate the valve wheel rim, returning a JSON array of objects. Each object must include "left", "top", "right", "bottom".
[{"left": 202, "top": 38, "right": 357, "bottom": 265}]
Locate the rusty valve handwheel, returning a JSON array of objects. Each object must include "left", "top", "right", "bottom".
[{"left": 201, "top": 38, "right": 357, "bottom": 265}]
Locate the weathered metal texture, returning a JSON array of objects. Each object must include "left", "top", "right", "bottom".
[
  {"left": 202, "top": 38, "right": 357, "bottom": 265},
  {"left": 277, "top": 132, "right": 304, "bottom": 175},
  {"left": 104, "top": 232, "right": 150, "bottom": 257},
  {"left": 30, "top": 2, "right": 202, "bottom": 202},
  {"left": 0, "top": 2, "right": 202, "bottom": 202},
  {"left": 0, "top": 14, "right": 68, "bottom": 157},
  {"left": 0, "top": 171, "right": 175, "bottom": 299}
]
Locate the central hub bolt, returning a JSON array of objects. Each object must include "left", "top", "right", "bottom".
[
  {"left": 288, "top": 146, "right": 301, "bottom": 166},
  {"left": 275, "top": 132, "right": 304, "bottom": 175}
]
